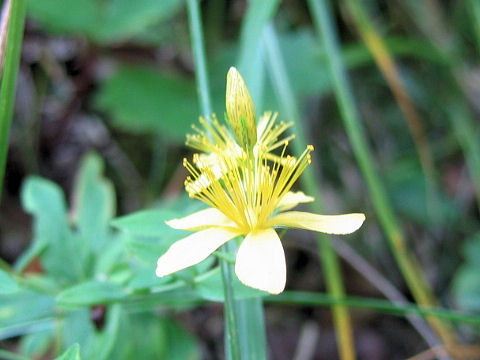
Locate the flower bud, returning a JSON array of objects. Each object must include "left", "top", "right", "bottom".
[{"left": 226, "top": 67, "right": 257, "bottom": 149}]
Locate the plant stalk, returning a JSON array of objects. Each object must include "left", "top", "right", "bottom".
[
  {"left": 263, "top": 23, "right": 357, "bottom": 360},
  {"left": 186, "top": 1, "right": 243, "bottom": 359},
  {"left": 0, "top": 0, "right": 26, "bottom": 203},
  {"left": 307, "top": 0, "right": 457, "bottom": 347}
]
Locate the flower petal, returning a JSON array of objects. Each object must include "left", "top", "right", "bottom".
[
  {"left": 235, "top": 228, "right": 286, "bottom": 294},
  {"left": 276, "top": 191, "right": 314, "bottom": 211},
  {"left": 267, "top": 211, "right": 365, "bottom": 235},
  {"left": 166, "top": 208, "right": 237, "bottom": 231},
  {"left": 156, "top": 228, "right": 239, "bottom": 277}
]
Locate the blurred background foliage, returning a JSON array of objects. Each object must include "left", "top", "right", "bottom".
[{"left": 1, "top": 0, "right": 480, "bottom": 359}]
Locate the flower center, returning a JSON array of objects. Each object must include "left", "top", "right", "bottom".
[{"left": 183, "top": 116, "right": 314, "bottom": 233}]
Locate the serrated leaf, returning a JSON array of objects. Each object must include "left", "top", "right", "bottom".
[
  {"left": 95, "top": 65, "right": 197, "bottom": 140},
  {"left": 21, "top": 177, "right": 83, "bottom": 283},
  {"left": 72, "top": 153, "right": 115, "bottom": 253},
  {"left": 56, "top": 281, "right": 126, "bottom": 306}
]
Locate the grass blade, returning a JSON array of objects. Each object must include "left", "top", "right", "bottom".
[
  {"left": 306, "top": 0, "right": 457, "bottom": 347},
  {"left": 0, "top": 0, "right": 26, "bottom": 203},
  {"left": 263, "top": 23, "right": 357, "bottom": 360},
  {"left": 268, "top": 291, "right": 480, "bottom": 327}
]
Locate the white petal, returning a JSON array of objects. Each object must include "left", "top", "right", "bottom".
[
  {"left": 267, "top": 211, "right": 365, "bottom": 235},
  {"left": 166, "top": 208, "right": 236, "bottom": 231},
  {"left": 235, "top": 228, "right": 286, "bottom": 294},
  {"left": 156, "top": 228, "right": 238, "bottom": 277},
  {"left": 276, "top": 191, "right": 314, "bottom": 211}
]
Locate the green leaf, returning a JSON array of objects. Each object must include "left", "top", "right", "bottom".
[
  {"left": 95, "top": 65, "right": 198, "bottom": 140},
  {"left": 85, "top": 305, "right": 122, "bottom": 360},
  {"left": 92, "top": 0, "right": 184, "bottom": 43},
  {"left": 20, "top": 330, "right": 54, "bottom": 358},
  {"left": 72, "top": 153, "right": 115, "bottom": 253},
  {"left": 0, "top": 290, "right": 55, "bottom": 331},
  {"left": 127, "top": 267, "right": 170, "bottom": 291},
  {"left": 21, "top": 177, "right": 83, "bottom": 283},
  {"left": 56, "top": 281, "right": 126, "bottom": 306},
  {"left": 94, "top": 234, "right": 126, "bottom": 276},
  {"left": 385, "top": 160, "right": 456, "bottom": 225},
  {"left": 59, "top": 306, "right": 122, "bottom": 359},
  {"left": 28, "top": 0, "right": 184, "bottom": 43},
  {"left": 18, "top": 274, "right": 61, "bottom": 295},
  {"left": 111, "top": 207, "right": 188, "bottom": 238},
  {"left": 0, "top": 350, "right": 30, "bottom": 360},
  {"left": 162, "top": 318, "right": 200, "bottom": 360},
  {"left": 115, "top": 313, "right": 168, "bottom": 359},
  {"left": 194, "top": 267, "right": 269, "bottom": 302},
  {"left": 462, "top": 232, "right": 480, "bottom": 265},
  {"left": 452, "top": 265, "right": 480, "bottom": 312},
  {"left": 27, "top": 0, "right": 98, "bottom": 36},
  {"left": 125, "top": 238, "right": 171, "bottom": 265},
  {"left": 60, "top": 310, "right": 95, "bottom": 357},
  {"left": 55, "top": 344, "right": 81, "bottom": 360},
  {"left": 0, "top": 270, "right": 19, "bottom": 294}
]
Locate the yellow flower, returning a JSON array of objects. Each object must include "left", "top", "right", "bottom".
[{"left": 155, "top": 67, "right": 365, "bottom": 294}]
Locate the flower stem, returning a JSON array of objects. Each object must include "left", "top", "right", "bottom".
[
  {"left": 0, "top": 0, "right": 26, "bottom": 203},
  {"left": 220, "top": 242, "right": 241, "bottom": 360},
  {"left": 306, "top": 0, "right": 457, "bottom": 347},
  {"left": 186, "top": 0, "right": 212, "bottom": 118},
  {"left": 263, "top": 23, "right": 357, "bottom": 360},
  {"left": 186, "top": 1, "right": 242, "bottom": 359}
]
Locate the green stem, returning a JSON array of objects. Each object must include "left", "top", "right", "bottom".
[
  {"left": 186, "top": 0, "right": 212, "bottom": 117},
  {"left": 221, "top": 241, "right": 241, "bottom": 360},
  {"left": 0, "top": 0, "right": 26, "bottom": 203},
  {"left": 307, "top": 0, "right": 455, "bottom": 346},
  {"left": 186, "top": 1, "right": 241, "bottom": 359},
  {"left": 263, "top": 24, "right": 357, "bottom": 360},
  {"left": 267, "top": 291, "right": 480, "bottom": 327},
  {"left": 469, "top": 0, "right": 480, "bottom": 54}
]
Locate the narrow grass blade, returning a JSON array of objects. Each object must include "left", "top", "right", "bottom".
[
  {"left": 263, "top": 24, "right": 357, "bottom": 360},
  {"left": 0, "top": 0, "right": 26, "bottom": 203},
  {"left": 236, "top": 0, "right": 281, "bottom": 108},
  {"left": 306, "top": 0, "right": 457, "bottom": 347},
  {"left": 187, "top": 0, "right": 212, "bottom": 117},
  {"left": 0, "top": 0, "right": 11, "bottom": 73},
  {"left": 468, "top": 0, "right": 480, "bottom": 54},
  {"left": 268, "top": 291, "right": 480, "bottom": 327},
  {"left": 400, "top": 0, "right": 480, "bottom": 212},
  {"left": 344, "top": 0, "right": 440, "bottom": 223},
  {"left": 186, "top": 1, "right": 242, "bottom": 359}
]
